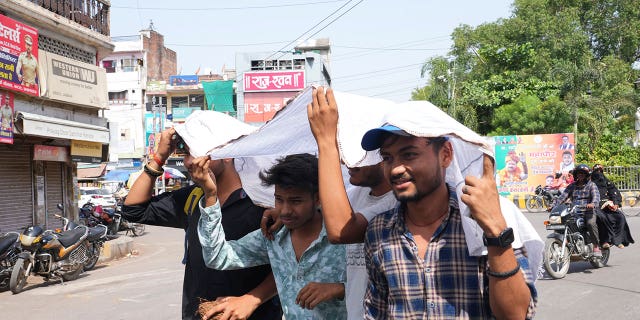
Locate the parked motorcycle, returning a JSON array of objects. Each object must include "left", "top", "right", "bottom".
[
  {"left": 80, "top": 201, "right": 145, "bottom": 237},
  {"left": 526, "top": 185, "right": 560, "bottom": 212},
  {"left": 9, "top": 223, "right": 90, "bottom": 294},
  {"left": 0, "top": 230, "right": 21, "bottom": 290},
  {"left": 542, "top": 203, "right": 610, "bottom": 279},
  {"left": 53, "top": 206, "right": 108, "bottom": 271}
]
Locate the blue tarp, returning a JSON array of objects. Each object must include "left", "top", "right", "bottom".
[{"left": 103, "top": 169, "right": 139, "bottom": 182}]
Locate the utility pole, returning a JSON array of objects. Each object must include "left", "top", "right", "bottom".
[{"left": 152, "top": 96, "right": 166, "bottom": 195}]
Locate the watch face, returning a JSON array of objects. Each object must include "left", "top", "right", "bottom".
[{"left": 501, "top": 227, "right": 514, "bottom": 246}]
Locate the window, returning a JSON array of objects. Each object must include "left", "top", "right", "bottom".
[
  {"left": 251, "top": 60, "right": 264, "bottom": 70},
  {"left": 294, "top": 59, "right": 306, "bottom": 70},
  {"left": 120, "top": 58, "right": 137, "bottom": 72},
  {"left": 108, "top": 91, "right": 128, "bottom": 104},
  {"left": 102, "top": 60, "right": 116, "bottom": 73},
  {"left": 278, "top": 60, "right": 292, "bottom": 70}
]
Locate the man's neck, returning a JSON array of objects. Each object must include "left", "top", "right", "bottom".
[
  {"left": 369, "top": 182, "right": 392, "bottom": 197},
  {"left": 214, "top": 170, "right": 242, "bottom": 206},
  {"left": 290, "top": 211, "right": 323, "bottom": 240}
]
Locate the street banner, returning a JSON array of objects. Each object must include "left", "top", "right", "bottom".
[
  {"left": 243, "top": 91, "right": 295, "bottom": 123},
  {"left": 243, "top": 71, "right": 305, "bottom": 92},
  {"left": 493, "top": 133, "right": 575, "bottom": 196},
  {"left": 0, "top": 14, "right": 39, "bottom": 96},
  {"left": 0, "top": 90, "right": 14, "bottom": 144},
  {"left": 38, "top": 50, "right": 107, "bottom": 108}
]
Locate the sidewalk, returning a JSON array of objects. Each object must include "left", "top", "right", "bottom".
[{"left": 99, "top": 235, "right": 135, "bottom": 263}]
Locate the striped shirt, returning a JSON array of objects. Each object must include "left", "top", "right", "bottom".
[{"left": 364, "top": 185, "right": 537, "bottom": 319}]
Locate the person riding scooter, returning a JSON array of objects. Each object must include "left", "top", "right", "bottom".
[{"left": 553, "top": 164, "right": 602, "bottom": 256}]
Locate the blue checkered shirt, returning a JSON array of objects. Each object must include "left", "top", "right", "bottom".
[
  {"left": 364, "top": 185, "right": 537, "bottom": 319},
  {"left": 555, "top": 180, "right": 600, "bottom": 215}
]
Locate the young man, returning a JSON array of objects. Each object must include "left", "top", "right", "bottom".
[
  {"left": 559, "top": 150, "right": 575, "bottom": 173},
  {"left": 123, "top": 127, "right": 281, "bottom": 320},
  {"left": 306, "top": 87, "right": 397, "bottom": 320},
  {"left": 198, "top": 153, "right": 347, "bottom": 319},
  {"left": 359, "top": 126, "right": 537, "bottom": 319}
]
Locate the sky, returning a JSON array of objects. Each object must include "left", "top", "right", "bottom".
[{"left": 109, "top": 0, "right": 515, "bottom": 102}]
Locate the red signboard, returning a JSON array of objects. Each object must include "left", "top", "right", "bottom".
[
  {"left": 34, "top": 145, "right": 69, "bottom": 162},
  {"left": 243, "top": 71, "right": 305, "bottom": 92},
  {"left": 0, "top": 90, "right": 14, "bottom": 144},
  {"left": 0, "top": 14, "right": 39, "bottom": 96},
  {"left": 244, "top": 91, "right": 296, "bottom": 123}
]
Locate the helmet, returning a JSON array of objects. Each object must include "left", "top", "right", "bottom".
[{"left": 573, "top": 164, "right": 591, "bottom": 177}]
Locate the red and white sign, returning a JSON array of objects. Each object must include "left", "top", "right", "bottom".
[
  {"left": 243, "top": 71, "right": 305, "bottom": 92},
  {"left": 244, "top": 91, "right": 296, "bottom": 123},
  {"left": 0, "top": 14, "right": 39, "bottom": 96},
  {"left": 34, "top": 145, "right": 69, "bottom": 162}
]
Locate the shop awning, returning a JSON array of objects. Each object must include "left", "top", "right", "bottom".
[
  {"left": 202, "top": 80, "right": 234, "bottom": 112},
  {"left": 77, "top": 163, "right": 107, "bottom": 179},
  {"left": 16, "top": 112, "right": 110, "bottom": 143}
]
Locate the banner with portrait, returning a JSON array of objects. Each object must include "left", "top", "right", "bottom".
[
  {"left": 493, "top": 133, "right": 575, "bottom": 196},
  {"left": 0, "top": 90, "right": 14, "bottom": 144},
  {"left": 0, "top": 14, "right": 39, "bottom": 96}
]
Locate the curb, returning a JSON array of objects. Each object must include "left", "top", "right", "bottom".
[{"left": 99, "top": 236, "right": 135, "bottom": 263}]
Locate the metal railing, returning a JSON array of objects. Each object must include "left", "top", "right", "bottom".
[
  {"left": 603, "top": 166, "right": 640, "bottom": 191},
  {"left": 29, "top": 0, "right": 110, "bottom": 36}
]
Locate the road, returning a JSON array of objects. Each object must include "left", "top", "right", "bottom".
[
  {"left": 0, "top": 225, "right": 184, "bottom": 319},
  {"left": 1, "top": 211, "right": 639, "bottom": 319}
]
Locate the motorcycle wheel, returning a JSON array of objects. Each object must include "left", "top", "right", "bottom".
[
  {"left": 61, "top": 265, "right": 83, "bottom": 282},
  {"left": 9, "top": 258, "right": 29, "bottom": 294},
  {"left": 83, "top": 242, "right": 100, "bottom": 271},
  {"left": 525, "top": 197, "right": 544, "bottom": 213},
  {"left": 543, "top": 238, "right": 570, "bottom": 279},
  {"left": 590, "top": 247, "right": 610, "bottom": 268},
  {"left": 131, "top": 223, "right": 145, "bottom": 237}
]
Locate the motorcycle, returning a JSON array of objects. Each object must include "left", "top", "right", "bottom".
[
  {"left": 53, "top": 204, "right": 108, "bottom": 271},
  {"left": 0, "top": 230, "right": 21, "bottom": 290},
  {"left": 80, "top": 201, "right": 145, "bottom": 237},
  {"left": 9, "top": 223, "right": 90, "bottom": 294},
  {"left": 542, "top": 203, "right": 610, "bottom": 279},
  {"left": 526, "top": 185, "right": 560, "bottom": 212}
]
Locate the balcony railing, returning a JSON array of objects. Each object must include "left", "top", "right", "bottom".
[{"left": 30, "top": 0, "right": 110, "bottom": 36}]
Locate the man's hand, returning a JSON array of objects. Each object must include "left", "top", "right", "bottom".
[
  {"left": 188, "top": 156, "right": 218, "bottom": 206},
  {"left": 460, "top": 154, "right": 506, "bottom": 236},
  {"left": 260, "top": 208, "right": 283, "bottom": 241},
  {"left": 202, "top": 295, "right": 260, "bottom": 320},
  {"left": 295, "top": 282, "right": 344, "bottom": 310},
  {"left": 155, "top": 127, "right": 177, "bottom": 163},
  {"left": 307, "top": 87, "right": 339, "bottom": 147},
  {"left": 586, "top": 203, "right": 595, "bottom": 209}
]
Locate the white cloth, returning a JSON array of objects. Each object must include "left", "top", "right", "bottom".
[
  {"left": 345, "top": 187, "right": 397, "bottom": 320},
  {"left": 205, "top": 87, "right": 543, "bottom": 277}
]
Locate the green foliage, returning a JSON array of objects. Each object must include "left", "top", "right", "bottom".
[{"left": 413, "top": 0, "right": 640, "bottom": 165}]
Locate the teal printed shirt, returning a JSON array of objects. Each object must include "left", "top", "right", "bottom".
[{"left": 198, "top": 200, "right": 347, "bottom": 320}]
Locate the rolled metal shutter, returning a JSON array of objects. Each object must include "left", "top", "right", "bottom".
[
  {"left": 45, "top": 161, "right": 64, "bottom": 230},
  {"left": 0, "top": 144, "right": 33, "bottom": 232}
]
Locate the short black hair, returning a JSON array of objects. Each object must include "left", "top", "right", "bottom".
[
  {"left": 259, "top": 153, "right": 318, "bottom": 194},
  {"left": 562, "top": 150, "right": 572, "bottom": 156}
]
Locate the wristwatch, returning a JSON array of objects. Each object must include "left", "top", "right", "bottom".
[{"left": 483, "top": 227, "right": 514, "bottom": 248}]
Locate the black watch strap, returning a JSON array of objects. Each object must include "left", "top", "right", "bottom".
[{"left": 483, "top": 227, "right": 514, "bottom": 248}]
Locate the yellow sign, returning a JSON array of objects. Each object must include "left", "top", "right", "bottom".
[{"left": 71, "top": 140, "right": 101, "bottom": 157}]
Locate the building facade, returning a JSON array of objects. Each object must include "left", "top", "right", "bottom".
[
  {"left": 101, "top": 27, "right": 177, "bottom": 166},
  {"left": 0, "top": 0, "right": 113, "bottom": 231},
  {"left": 235, "top": 38, "right": 332, "bottom": 125}
]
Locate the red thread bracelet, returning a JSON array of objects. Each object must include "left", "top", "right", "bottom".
[{"left": 152, "top": 154, "right": 165, "bottom": 167}]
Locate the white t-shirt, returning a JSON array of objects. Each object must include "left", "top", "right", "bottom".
[{"left": 345, "top": 186, "right": 397, "bottom": 320}]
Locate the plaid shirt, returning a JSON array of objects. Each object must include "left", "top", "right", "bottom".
[
  {"left": 555, "top": 180, "right": 600, "bottom": 215},
  {"left": 364, "top": 185, "right": 537, "bottom": 319}
]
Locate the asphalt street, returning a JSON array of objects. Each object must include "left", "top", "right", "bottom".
[{"left": 1, "top": 210, "right": 639, "bottom": 319}]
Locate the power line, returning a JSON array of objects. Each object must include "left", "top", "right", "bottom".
[
  {"left": 113, "top": 0, "right": 348, "bottom": 11},
  {"left": 264, "top": 0, "right": 358, "bottom": 61},
  {"left": 165, "top": 41, "right": 289, "bottom": 48},
  {"left": 331, "top": 62, "right": 424, "bottom": 80},
  {"left": 332, "top": 45, "right": 449, "bottom": 51}
]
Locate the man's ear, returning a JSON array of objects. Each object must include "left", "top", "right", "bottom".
[{"left": 440, "top": 140, "right": 454, "bottom": 168}]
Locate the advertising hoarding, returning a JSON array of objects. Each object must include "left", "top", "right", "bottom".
[
  {"left": 243, "top": 91, "right": 296, "bottom": 123},
  {"left": 0, "top": 90, "right": 14, "bottom": 144},
  {"left": 494, "top": 133, "right": 575, "bottom": 196},
  {"left": 39, "top": 50, "right": 107, "bottom": 108},
  {"left": 0, "top": 14, "right": 39, "bottom": 96},
  {"left": 243, "top": 71, "right": 305, "bottom": 92}
]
